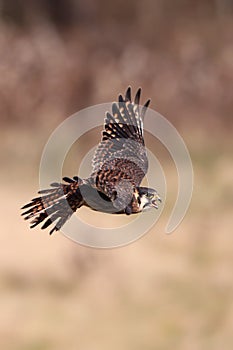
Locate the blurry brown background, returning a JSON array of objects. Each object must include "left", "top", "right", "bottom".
[{"left": 1, "top": 1, "right": 233, "bottom": 349}]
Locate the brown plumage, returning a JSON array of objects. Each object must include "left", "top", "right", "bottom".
[
  {"left": 21, "top": 178, "right": 84, "bottom": 234},
  {"left": 21, "top": 87, "right": 161, "bottom": 234}
]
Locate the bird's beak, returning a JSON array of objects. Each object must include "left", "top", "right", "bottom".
[{"left": 152, "top": 194, "right": 161, "bottom": 209}]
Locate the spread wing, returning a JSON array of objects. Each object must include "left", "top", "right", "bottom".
[{"left": 90, "top": 87, "right": 150, "bottom": 202}]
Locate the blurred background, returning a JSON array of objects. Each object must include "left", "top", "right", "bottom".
[{"left": 1, "top": 0, "right": 233, "bottom": 349}]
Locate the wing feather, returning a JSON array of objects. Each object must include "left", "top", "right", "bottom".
[{"left": 90, "top": 87, "right": 151, "bottom": 199}]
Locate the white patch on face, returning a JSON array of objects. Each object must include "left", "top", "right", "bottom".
[{"left": 139, "top": 195, "right": 151, "bottom": 211}]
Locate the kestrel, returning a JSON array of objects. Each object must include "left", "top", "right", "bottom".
[{"left": 21, "top": 87, "right": 161, "bottom": 234}]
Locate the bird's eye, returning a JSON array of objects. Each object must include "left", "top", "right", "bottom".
[{"left": 148, "top": 194, "right": 154, "bottom": 199}]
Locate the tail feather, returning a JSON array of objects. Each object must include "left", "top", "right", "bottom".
[{"left": 21, "top": 177, "right": 84, "bottom": 234}]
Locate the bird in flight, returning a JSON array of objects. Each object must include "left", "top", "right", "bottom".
[{"left": 21, "top": 87, "right": 161, "bottom": 234}]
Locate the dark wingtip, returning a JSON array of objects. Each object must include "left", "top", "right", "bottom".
[
  {"left": 141, "top": 98, "right": 151, "bottom": 119},
  {"left": 134, "top": 87, "right": 141, "bottom": 105},
  {"left": 144, "top": 98, "right": 151, "bottom": 108},
  {"left": 21, "top": 202, "right": 33, "bottom": 210},
  {"left": 41, "top": 218, "right": 53, "bottom": 230},
  {"left": 125, "top": 86, "right": 131, "bottom": 102},
  {"left": 73, "top": 176, "right": 80, "bottom": 182},
  {"left": 30, "top": 222, "right": 40, "bottom": 229},
  {"left": 63, "top": 177, "right": 74, "bottom": 183},
  {"left": 118, "top": 94, "right": 124, "bottom": 103},
  {"left": 49, "top": 226, "right": 58, "bottom": 235},
  {"left": 21, "top": 207, "right": 34, "bottom": 217}
]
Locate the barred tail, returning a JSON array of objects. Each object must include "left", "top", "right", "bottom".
[{"left": 21, "top": 176, "right": 84, "bottom": 235}]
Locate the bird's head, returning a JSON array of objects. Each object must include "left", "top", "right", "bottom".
[{"left": 137, "top": 187, "right": 161, "bottom": 211}]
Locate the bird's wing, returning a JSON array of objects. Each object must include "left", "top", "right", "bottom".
[
  {"left": 90, "top": 87, "right": 150, "bottom": 202},
  {"left": 21, "top": 177, "right": 84, "bottom": 234}
]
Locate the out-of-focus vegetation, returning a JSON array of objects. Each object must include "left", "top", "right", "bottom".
[{"left": 0, "top": 1, "right": 233, "bottom": 349}]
